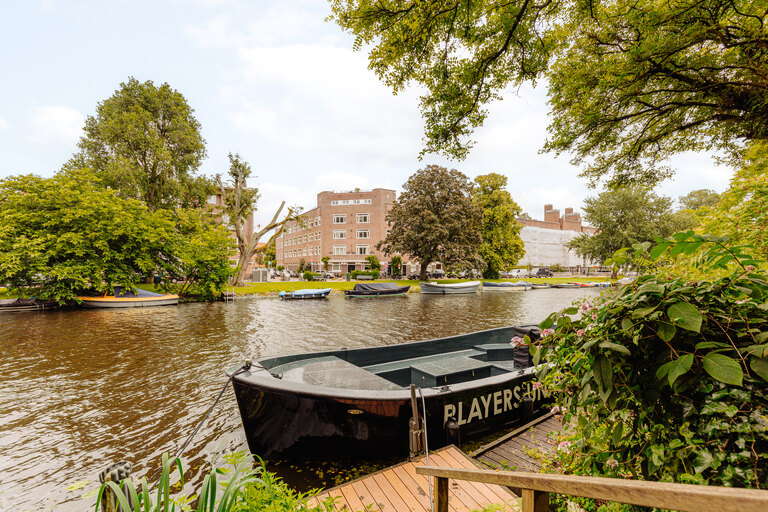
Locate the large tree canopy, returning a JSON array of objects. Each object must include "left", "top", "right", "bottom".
[
  {"left": 329, "top": 0, "right": 768, "bottom": 186},
  {"left": 377, "top": 165, "right": 482, "bottom": 280},
  {"left": 569, "top": 186, "right": 691, "bottom": 266},
  {"left": 472, "top": 173, "right": 525, "bottom": 278},
  {"left": 66, "top": 77, "right": 211, "bottom": 210}
]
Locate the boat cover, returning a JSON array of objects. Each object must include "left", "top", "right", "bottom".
[
  {"left": 113, "top": 286, "right": 165, "bottom": 298},
  {"left": 352, "top": 283, "right": 400, "bottom": 292}
]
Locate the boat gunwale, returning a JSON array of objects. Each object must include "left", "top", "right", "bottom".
[{"left": 228, "top": 325, "right": 539, "bottom": 400}]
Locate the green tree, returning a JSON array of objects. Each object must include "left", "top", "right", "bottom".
[
  {"left": 262, "top": 241, "right": 276, "bottom": 268},
  {"left": 701, "top": 142, "right": 768, "bottom": 258},
  {"left": 377, "top": 165, "right": 482, "bottom": 280},
  {"left": 472, "top": 173, "right": 525, "bottom": 278},
  {"left": 390, "top": 255, "right": 402, "bottom": 276},
  {"left": 329, "top": 1, "right": 768, "bottom": 186},
  {"left": 365, "top": 254, "right": 381, "bottom": 271},
  {"left": 569, "top": 187, "right": 684, "bottom": 273},
  {"left": 321, "top": 256, "right": 330, "bottom": 271},
  {"left": 679, "top": 189, "right": 721, "bottom": 211},
  {"left": 67, "top": 77, "right": 212, "bottom": 211},
  {"left": 216, "top": 153, "right": 298, "bottom": 287},
  {"left": 0, "top": 170, "right": 177, "bottom": 304}
]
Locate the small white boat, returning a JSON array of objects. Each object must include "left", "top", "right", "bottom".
[
  {"left": 78, "top": 287, "right": 178, "bottom": 308},
  {"left": 280, "top": 288, "right": 332, "bottom": 300},
  {"left": 482, "top": 281, "right": 531, "bottom": 291},
  {"left": 420, "top": 280, "right": 481, "bottom": 294}
]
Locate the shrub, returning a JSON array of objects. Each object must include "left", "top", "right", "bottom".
[
  {"left": 351, "top": 270, "right": 379, "bottom": 279},
  {"left": 303, "top": 272, "right": 322, "bottom": 281},
  {"left": 91, "top": 452, "right": 335, "bottom": 512},
  {"left": 536, "top": 234, "right": 767, "bottom": 488},
  {"left": 550, "top": 263, "right": 566, "bottom": 272}
]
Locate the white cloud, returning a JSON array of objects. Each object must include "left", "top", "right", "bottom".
[
  {"left": 27, "top": 105, "right": 83, "bottom": 148},
  {"left": 0, "top": 115, "right": 9, "bottom": 130}
]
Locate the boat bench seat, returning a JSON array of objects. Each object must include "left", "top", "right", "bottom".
[
  {"left": 473, "top": 343, "right": 516, "bottom": 361},
  {"left": 276, "top": 356, "right": 403, "bottom": 390},
  {"left": 362, "top": 349, "right": 485, "bottom": 374},
  {"left": 410, "top": 357, "right": 494, "bottom": 387}
]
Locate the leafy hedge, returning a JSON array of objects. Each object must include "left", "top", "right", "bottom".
[
  {"left": 351, "top": 270, "right": 379, "bottom": 279},
  {"left": 536, "top": 234, "right": 767, "bottom": 488},
  {"left": 303, "top": 272, "right": 323, "bottom": 281}
]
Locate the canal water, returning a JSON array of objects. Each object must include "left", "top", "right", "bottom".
[{"left": 0, "top": 288, "right": 601, "bottom": 511}]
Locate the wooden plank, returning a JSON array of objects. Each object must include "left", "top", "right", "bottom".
[
  {"left": 326, "top": 488, "right": 348, "bottom": 511},
  {"left": 359, "top": 474, "right": 395, "bottom": 512},
  {"left": 438, "top": 453, "right": 512, "bottom": 509},
  {"left": 351, "top": 479, "right": 382, "bottom": 511},
  {"left": 429, "top": 452, "right": 491, "bottom": 510},
  {"left": 416, "top": 466, "right": 768, "bottom": 512},
  {"left": 339, "top": 482, "right": 367, "bottom": 512},
  {"left": 471, "top": 412, "right": 556, "bottom": 457},
  {"left": 382, "top": 464, "right": 427, "bottom": 512},
  {"left": 439, "top": 448, "right": 509, "bottom": 502},
  {"left": 398, "top": 461, "right": 462, "bottom": 512},
  {"left": 391, "top": 464, "right": 434, "bottom": 511},
  {"left": 521, "top": 489, "right": 548, "bottom": 512},
  {"left": 370, "top": 472, "right": 412, "bottom": 512},
  {"left": 443, "top": 446, "right": 518, "bottom": 508}
]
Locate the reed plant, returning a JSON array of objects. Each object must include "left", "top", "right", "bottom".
[{"left": 93, "top": 452, "right": 336, "bottom": 512}]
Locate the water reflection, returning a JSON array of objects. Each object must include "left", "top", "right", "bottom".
[{"left": 0, "top": 288, "right": 601, "bottom": 511}]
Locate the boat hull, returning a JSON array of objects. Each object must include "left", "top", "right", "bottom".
[
  {"left": 420, "top": 281, "right": 481, "bottom": 294},
  {"left": 482, "top": 282, "right": 530, "bottom": 291},
  {"left": 229, "top": 325, "right": 551, "bottom": 460},
  {"left": 280, "top": 289, "right": 332, "bottom": 300},
  {"left": 79, "top": 295, "right": 179, "bottom": 308}
]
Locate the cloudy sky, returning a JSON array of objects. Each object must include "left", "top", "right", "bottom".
[{"left": 1, "top": 0, "right": 732, "bottom": 227}]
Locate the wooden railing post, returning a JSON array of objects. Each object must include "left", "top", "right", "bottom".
[
  {"left": 434, "top": 476, "right": 449, "bottom": 512},
  {"left": 522, "top": 488, "right": 549, "bottom": 512}
]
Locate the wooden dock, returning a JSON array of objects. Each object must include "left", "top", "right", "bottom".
[
  {"left": 307, "top": 445, "right": 520, "bottom": 511},
  {"left": 472, "top": 412, "right": 562, "bottom": 472}
]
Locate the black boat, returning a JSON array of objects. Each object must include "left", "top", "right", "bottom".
[
  {"left": 344, "top": 282, "right": 410, "bottom": 297},
  {"left": 227, "top": 325, "right": 550, "bottom": 459},
  {"left": 0, "top": 298, "right": 57, "bottom": 312}
]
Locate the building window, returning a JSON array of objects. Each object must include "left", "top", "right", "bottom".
[
  {"left": 357, "top": 213, "right": 370, "bottom": 223},
  {"left": 333, "top": 245, "right": 345, "bottom": 255},
  {"left": 207, "top": 195, "right": 217, "bottom": 205},
  {"left": 303, "top": 248, "right": 307, "bottom": 256},
  {"left": 364, "top": 199, "right": 372, "bottom": 204},
  {"left": 356, "top": 229, "right": 370, "bottom": 239},
  {"left": 316, "top": 232, "right": 321, "bottom": 240},
  {"left": 333, "top": 214, "right": 346, "bottom": 224},
  {"left": 357, "top": 245, "right": 370, "bottom": 255},
  {"left": 333, "top": 230, "right": 346, "bottom": 239},
  {"left": 386, "top": 229, "right": 391, "bottom": 236},
  {"left": 303, "top": 235, "right": 307, "bottom": 243},
  {"left": 332, "top": 263, "right": 341, "bottom": 272}
]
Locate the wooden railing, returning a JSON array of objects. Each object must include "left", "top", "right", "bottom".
[{"left": 415, "top": 466, "right": 768, "bottom": 512}]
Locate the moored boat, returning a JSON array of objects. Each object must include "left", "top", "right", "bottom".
[
  {"left": 482, "top": 281, "right": 531, "bottom": 291},
  {"left": 552, "top": 283, "right": 579, "bottom": 289},
  {"left": 344, "top": 282, "right": 410, "bottom": 297},
  {"left": 227, "top": 325, "right": 551, "bottom": 459},
  {"left": 530, "top": 284, "right": 551, "bottom": 290},
  {"left": 78, "top": 287, "right": 179, "bottom": 308},
  {"left": 280, "top": 288, "right": 332, "bottom": 300},
  {"left": 420, "top": 280, "right": 481, "bottom": 294},
  {"left": 0, "top": 298, "right": 57, "bottom": 312}
]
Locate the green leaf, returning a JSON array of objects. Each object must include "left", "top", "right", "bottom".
[
  {"left": 667, "top": 302, "right": 703, "bottom": 332},
  {"left": 649, "top": 242, "right": 671, "bottom": 260},
  {"left": 741, "top": 344, "right": 768, "bottom": 358},
  {"left": 693, "top": 449, "right": 713, "bottom": 473},
  {"left": 598, "top": 341, "right": 631, "bottom": 356},
  {"left": 539, "top": 312, "right": 556, "bottom": 330},
  {"left": 695, "top": 341, "right": 730, "bottom": 350},
  {"left": 755, "top": 332, "right": 768, "bottom": 344},
  {"left": 637, "top": 283, "right": 665, "bottom": 295},
  {"left": 667, "top": 353, "right": 694, "bottom": 386},
  {"left": 631, "top": 306, "right": 656, "bottom": 319},
  {"left": 621, "top": 318, "right": 633, "bottom": 331},
  {"left": 702, "top": 353, "right": 743, "bottom": 386},
  {"left": 657, "top": 322, "right": 676, "bottom": 342},
  {"left": 592, "top": 355, "right": 613, "bottom": 394},
  {"left": 750, "top": 357, "right": 768, "bottom": 383}
]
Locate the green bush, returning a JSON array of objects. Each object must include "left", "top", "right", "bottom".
[
  {"left": 351, "top": 270, "right": 379, "bottom": 279},
  {"left": 91, "top": 452, "right": 335, "bottom": 512},
  {"left": 536, "top": 233, "right": 767, "bottom": 488},
  {"left": 550, "top": 263, "right": 566, "bottom": 272},
  {"left": 303, "top": 272, "right": 322, "bottom": 281}
]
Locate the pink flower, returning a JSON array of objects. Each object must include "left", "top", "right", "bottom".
[
  {"left": 576, "top": 329, "right": 585, "bottom": 337},
  {"left": 557, "top": 441, "right": 571, "bottom": 452},
  {"left": 532, "top": 381, "right": 542, "bottom": 389},
  {"left": 580, "top": 303, "right": 590, "bottom": 311},
  {"left": 551, "top": 405, "right": 562, "bottom": 415},
  {"left": 591, "top": 313, "right": 598, "bottom": 320},
  {"left": 541, "top": 328, "right": 555, "bottom": 337},
  {"left": 510, "top": 336, "right": 526, "bottom": 348},
  {"left": 746, "top": 265, "right": 755, "bottom": 272},
  {"left": 606, "top": 459, "right": 619, "bottom": 469}
]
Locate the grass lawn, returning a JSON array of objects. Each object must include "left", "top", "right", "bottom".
[
  {"left": 0, "top": 287, "right": 15, "bottom": 299},
  {"left": 233, "top": 276, "right": 613, "bottom": 295}
]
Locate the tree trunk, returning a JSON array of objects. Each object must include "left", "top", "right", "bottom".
[
  {"left": 419, "top": 261, "right": 430, "bottom": 281},
  {"left": 233, "top": 249, "right": 254, "bottom": 287}
]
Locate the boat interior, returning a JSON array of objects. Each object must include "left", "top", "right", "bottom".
[{"left": 263, "top": 327, "right": 538, "bottom": 391}]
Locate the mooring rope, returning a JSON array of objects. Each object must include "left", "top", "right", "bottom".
[
  {"left": 417, "top": 386, "right": 433, "bottom": 512},
  {"left": 148, "top": 361, "right": 253, "bottom": 491}
]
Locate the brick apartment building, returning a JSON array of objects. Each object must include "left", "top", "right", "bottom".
[
  {"left": 276, "top": 189, "right": 418, "bottom": 274},
  {"left": 517, "top": 204, "right": 597, "bottom": 267}
]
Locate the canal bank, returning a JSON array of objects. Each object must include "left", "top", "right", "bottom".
[{"left": 0, "top": 288, "right": 602, "bottom": 511}]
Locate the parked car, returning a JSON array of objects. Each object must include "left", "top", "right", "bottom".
[
  {"left": 508, "top": 269, "right": 528, "bottom": 278},
  {"left": 531, "top": 268, "right": 553, "bottom": 278}
]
